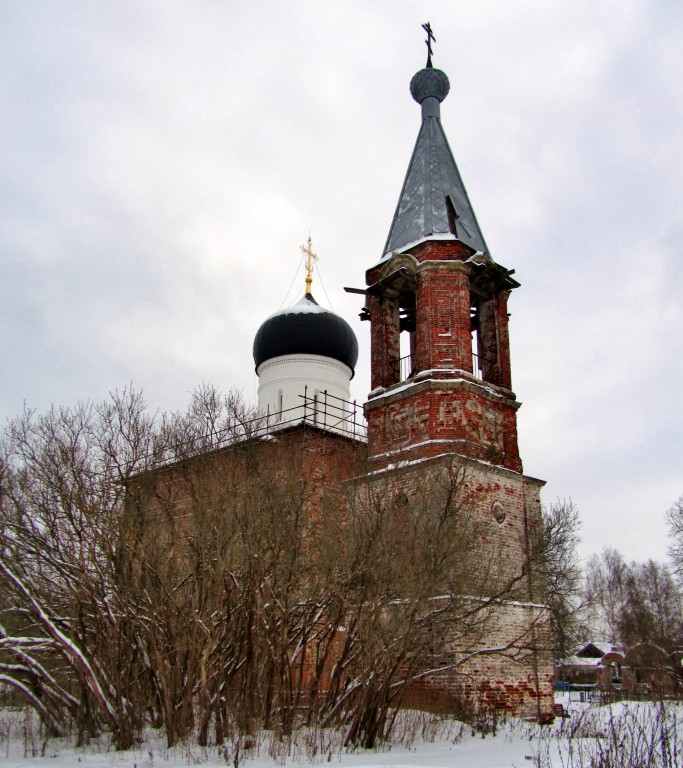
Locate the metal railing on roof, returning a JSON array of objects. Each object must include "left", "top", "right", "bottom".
[
  {"left": 136, "top": 391, "right": 367, "bottom": 474},
  {"left": 266, "top": 387, "right": 367, "bottom": 442}
]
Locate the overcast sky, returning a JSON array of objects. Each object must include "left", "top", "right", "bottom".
[{"left": 1, "top": 0, "right": 681, "bottom": 564}]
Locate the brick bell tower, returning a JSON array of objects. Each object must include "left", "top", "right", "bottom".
[
  {"left": 355, "top": 35, "right": 554, "bottom": 721},
  {"left": 363, "top": 52, "right": 523, "bottom": 474}
]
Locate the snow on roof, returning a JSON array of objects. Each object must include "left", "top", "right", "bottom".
[
  {"left": 261, "top": 295, "right": 330, "bottom": 322},
  {"left": 561, "top": 655, "right": 605, "bottom": 668},
  {"left": 576, "top": 642, "right": 621, "bottom": 658},
  {"left": 559, "top": 642, "right": 625, "bottom": 667}
]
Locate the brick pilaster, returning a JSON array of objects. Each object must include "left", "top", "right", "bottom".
[
  {"left": 369, "top": 293, "right": 400, "bottom": 390},
  {"left": 479, "top": 290, "right": 513, "bottom": 391},
  {"left": 415, "top": 261, "right": 472, "bottom": 374}
]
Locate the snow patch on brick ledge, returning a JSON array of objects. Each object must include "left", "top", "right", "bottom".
[
  {"left": 366, "top": 449, "right": 514, "bottom": 477},
  {"left": 366, "top": 373, "right": 511, "bottom": 404}
]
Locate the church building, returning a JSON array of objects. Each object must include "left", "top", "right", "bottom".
[{"left": 246, "top": 33, "right": 555, "bottom": 720}]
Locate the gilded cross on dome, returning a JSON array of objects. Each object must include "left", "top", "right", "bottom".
[
  {"left": 422, "top": 22, "right": 436, "bottom": 67},
  {"left": 301, "top": 235, "right": 318, "bottom": 296}
]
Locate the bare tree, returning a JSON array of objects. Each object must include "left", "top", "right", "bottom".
[
  {"left": 582, "top": 546, "right": 683, "bottom": 665},
  {"left": 666, "top": 494, "right": 683, "bottom": 579},
  {"left": 0, "top": 391, "right": 155, "bottom": 747},
  {"left": 583, "top": 548, "right": 629, "bottom": 645},
  {"left": 313, "top": 462, "right": 552, "bottom": 747},
  {"left": 619, "top": 560, "right": 683, "bottom": 654},
  {"left": 539, "top": 500, "right": 583, "bottom": 659}
]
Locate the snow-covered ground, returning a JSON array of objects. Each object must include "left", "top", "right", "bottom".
[{"left": 1, "top": 695, "right": 681, "bottom": 767}]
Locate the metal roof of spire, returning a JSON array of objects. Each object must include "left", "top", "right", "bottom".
[{"left": 382, "top": 36, "right": 489, "bottom": 260}]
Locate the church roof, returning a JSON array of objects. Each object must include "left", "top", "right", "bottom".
[
  {"left": 382, "top": 64, "right": 489, "bottom": 260},
  {"left": 253, "top": 294, "right": 358, "bottom": 374}
]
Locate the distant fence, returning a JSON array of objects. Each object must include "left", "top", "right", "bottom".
[{"left": 558, "top": 684, "right": 683, "bottom": 707}]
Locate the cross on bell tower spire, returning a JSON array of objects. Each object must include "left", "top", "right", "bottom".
[{"left": 422, "top": 21, "right": 436, "bottom": 67}]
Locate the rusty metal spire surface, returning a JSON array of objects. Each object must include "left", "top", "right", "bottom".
[{"left": 382, "top": 26, "right": 489, "bottom": 260}]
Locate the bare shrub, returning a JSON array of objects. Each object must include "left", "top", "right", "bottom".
[
  {"left": 1, "top": 385, "right": 551, "bottom": 751},
  {"left": 534, "top": 701, "right": 683, "bottom": 768}
]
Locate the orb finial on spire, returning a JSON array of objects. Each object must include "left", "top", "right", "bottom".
[
  {"left": 411, "top": 22, "right": 450, "bottom": 109},
  {"left": 301, "top": 234, "right": 318, "bottom": 296}
]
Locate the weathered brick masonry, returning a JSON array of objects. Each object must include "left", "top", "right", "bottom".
[
  {"left": 133, "top": 420, "right": 554, "bottom": 722},
  {"left": 408, "top": 601, "right": 554, "bottom": 720},
  {"left": 365, "top": 241, "right": 521, "bottom": 474},
  {"left": 354, "top": 449, "right": 554, "bottom": 721}
]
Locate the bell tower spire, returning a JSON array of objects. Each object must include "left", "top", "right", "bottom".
[
  {"left": 363, "top": 33, "right": 523, "bottom": 473},
  {"left": 383, "top": 31, "right": 488, "bottom": 260}
]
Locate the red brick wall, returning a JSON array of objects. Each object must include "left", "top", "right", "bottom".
[
  {"left": 414, "top": 261, "right": 472, "bottom": 374},
  {"left": 368, "top": 293, "right": 401, "bottom": 390},
  {"left": 365, "top": 379, "right": 522, "bottom": 473},
  {"left": 365, "top": 242, "right": 520, "bottom": 473},
  {"left": 478, "top": 291, "right": 513, "bottom": 390},
  {"left": 353, "top": 454, "right": 553, "bottom": 722}
]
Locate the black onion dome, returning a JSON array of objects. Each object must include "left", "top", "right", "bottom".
[
  {"left": 253, "top": 294, "right": 358, "bottom": 375},
  {"left": 410, "top": 67, "right": 450, "bottom": 104}
]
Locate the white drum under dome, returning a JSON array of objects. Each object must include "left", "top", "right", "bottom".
[{"left": 253, "top": 293, "right": 359, "bottom": 434}]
